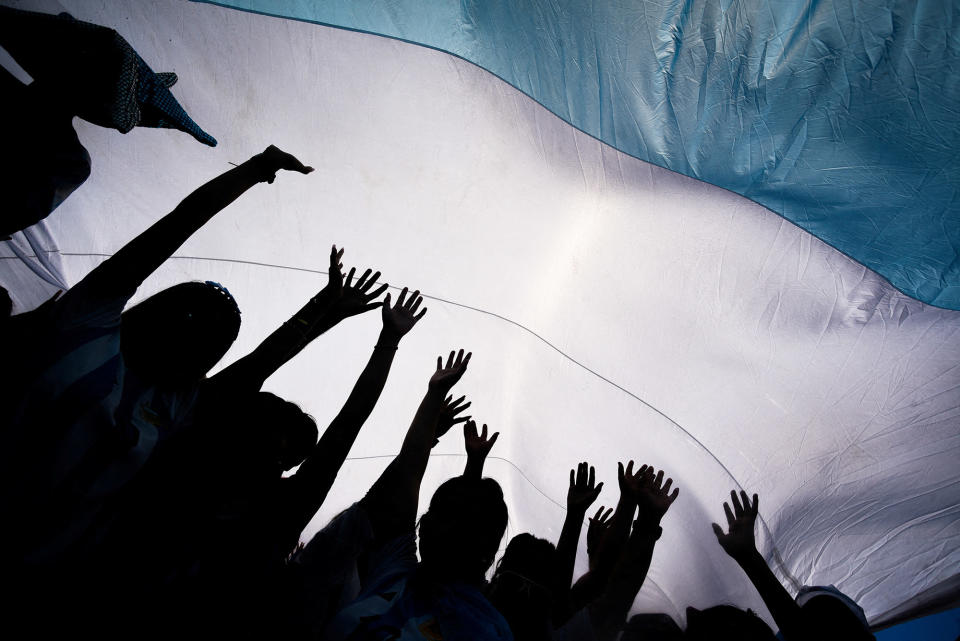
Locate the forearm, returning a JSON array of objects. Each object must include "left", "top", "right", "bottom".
[
  {"left": 736, "top": 550, "right": 804, "bottom": 640},
  {"left": 555, "top": 510, "right": 587, "bottom": 591},
  {"left": 211, "top": 291, "right": 337, "bottom": 390},
  {"left": 463, "top": 455, "right": 485, "bottom": 479},
  {"left": 552, "top": 508, "right": 587, "bottom": 620},
  {"left": 302, "top": 299, "right": 346, "bottom": 343},
  {"left": 291, "top": 330, "right": 401, "bottom": 526},
  {"left": 565, "top": 498, "right": 636, "bottom": 622},
  {"left": 276, "top": 290, "right": 344, "bottom": 364},
  {"left": 392, "top": 388, "right": 445, "bottom": 489},
  {"left": 591, "top": 520, "right": 660, "bottom": 641},
  {"left": 593, "top": 496, "right": 635, "bottom": 580},
  {"left": 568, "top": 572, "right": 603, "bottom": 617},
  {"left": 365, "top": 386, "right": 445, "bottom": 536},
  {"left": 89, "top": 156, "right": 270, "bottom": 297},
  {"left": 319, "top": 328, "right": 402, "bottom": 453}
]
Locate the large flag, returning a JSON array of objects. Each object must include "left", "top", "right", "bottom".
[{"left": 2, "top": 0, "right": 958, "bottom": 628}]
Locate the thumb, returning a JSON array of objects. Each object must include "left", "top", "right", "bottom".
[{"left": 711, "top": 523, "right": 724, "bottom": 539}]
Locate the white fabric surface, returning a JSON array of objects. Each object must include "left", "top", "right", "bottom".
[{"left": 2, "top": 0, "right": 958, "bottom": 627}]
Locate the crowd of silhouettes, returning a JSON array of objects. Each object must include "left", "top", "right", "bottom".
[{"left": 1, "top": 7, "right": 885, "bottom": 641}]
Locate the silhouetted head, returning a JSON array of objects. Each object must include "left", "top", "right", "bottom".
[
  {"left": 257, "top": 392, "right": 317, "bottom": 472},
  {"left": 488, "top": 533, "right": 556, "bottom": 641},
  {"left": 121, "top": 281, "right": 240, "bottom": 387},
  {"left": 799, "top": 593, "right": 874, "bottom": 641},
  {"left": 493, "top": 533, "right": 556, "bottom": 589},
  {"left": 237, "top": 392, "right": 317, "bottom": 476},
  {"left": 195, "top": 389, "right": 317, "bottom": 484},
  {"left": 621, "top": 613, "right": 683, "bottom": 641},
  {"left": 685, "top": 605, "right": 776, "bottom": 641},
  {"left": 418, "top": 476, "right": 508, "bottom": 585}
]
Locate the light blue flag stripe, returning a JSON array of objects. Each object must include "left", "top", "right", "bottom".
[{"left": 197, "top": 0, "right": 960, "bottom": 309}]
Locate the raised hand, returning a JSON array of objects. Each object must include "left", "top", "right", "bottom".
[
  {"left": 381, "top": 287, "right": 427, "bottom": 341},
  {"left": 632, "top": 466, "right": 679, "bottom": 525},
  {"left": 326, "top": 245, "right": 344, "bottom": 295},
  {"left": 463, "top": 420, "right": 498, "bottom": 459},
  {"left": 434, "top": 395, "right": 471, "bottom": 446},
  {"left": 567, "top": 462, "right": 604, "bottom": 515},
  {"left": 618, "top": 460, "right": 649, "bottom": 502},
  {"left": 254, "top": 144, "right": 314, "bottom": 183},
  {"left": 428, "top": 350, "right": 471, "bottom": 394},
  {"left": 329, "top": 266, "right": 389, "bottom": 320},
  {"left": 712, "top": 490, "right": 759, "bottom": 562},
  {"left": 586, "top": 505, "right": 614, "bottom": 556},
  {"left": 304, "top": 245, "right": 345, "bottom": 309}
]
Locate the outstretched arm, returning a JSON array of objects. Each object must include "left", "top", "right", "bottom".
[
  {"left": 211, "top": 248, "right": 386, "bottom": 391},
  {"left": 584, "top": 506, "right": 614, "bottom": 573},
  {"left": 364, "top": 350, "right": 471, "bottom": 541},
  {"left": 462, "top": 420, "right": 498, "bottom": 479},
  {"left": 284, "top": 288, "right": 426, "bottom": 532},
  {"left": 434, "top": 395, "right": 472, "bottom": 451},
  {"left": 591, "top": 465, "right": 679, "bottom": 641},
  {"left": 553, "top": 462, "right": 603, "bottom": 623},
  {"left": 568, "top": 461, "right": 640, "bottom": 615},
  {"left": 712, "top": 491, "right": 803, "bottom": 641},
  {"left": 72, "top": 146, "right": 312, "bottom": 305}
]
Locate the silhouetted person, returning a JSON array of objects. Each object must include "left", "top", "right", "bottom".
[
  {"left": 481, "top": 433, "right": 589, "bottom": 640},
  {"left": 106, "top": 245, "right": 388, "bottom": 545},
  {"left": 685, "top": 605, "right": 777, "bottom": 641},
  {"left": 552, "top": 462, "right": 604, "bottom": 624},
  {"left": 559, "top": 463, "right": 679, "bottom": 641},
  {"left": 0, "top": 7, "right": 216, "bottom": 236},
  {"left": 81, "top": 266, "right": 420, "bottom": 638},
  {"left": 564, "top": 462, "right": 654, "bottom": 628},
  {"left": 204, "top": 246, "right": 386, "bottom": 395},
  {"left": 711, "top": 490, "right": 876, "bottom": 641},
  {"left": 190, "top": 286, "right": 428, "bottom": 638},
  {"left": 620, "top": 613, "right": 683, "bottom": 641},
  {"left": 0, "top": 144, "right": 310, "bottom": 637},
  {"left": 796, "top": 586, "right": 874, "bottom": 641},
  {"left": 557, "top": 464, "right": 629, "bottom": 637},
  {"left": 202, "top": 272, "right": 416, "bottom": 549},
  {"left": 292, "top": 392, "right": 471, "bottom": 637},
  {"left": 324, "top": 351, "right": 514, "bottom": 640},
  {"left": 489, "top": 533, "right": 557, "bottom": 641},
  {"left": 0, "top": 63, "right": 90, "bottom": 237},
  {"left": 599, "top": 465, "right": 678, "bottom": 640},
  {"left": 488, "top": 463, "right": 607, "bottom": 641}
]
